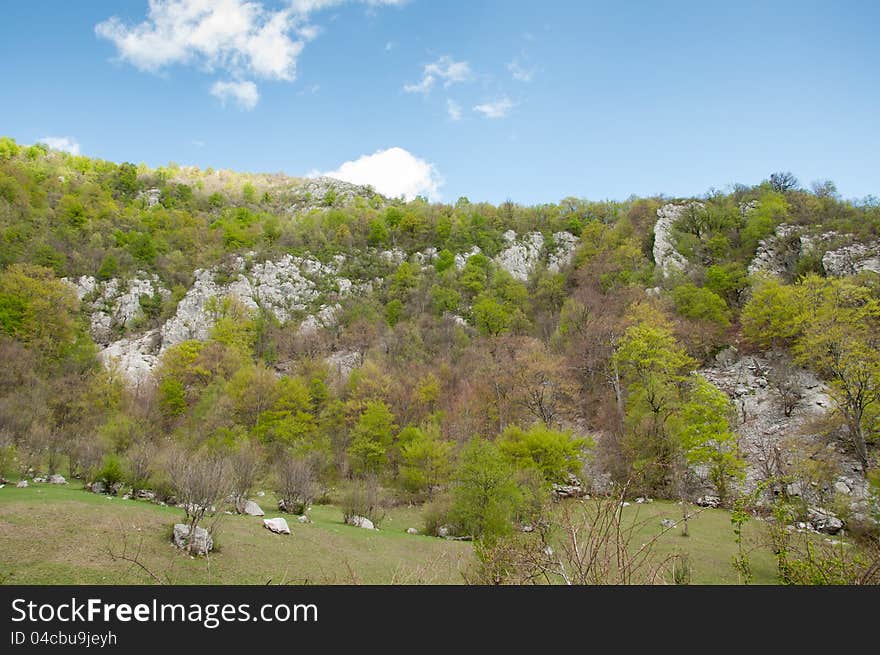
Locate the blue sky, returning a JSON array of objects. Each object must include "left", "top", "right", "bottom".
[{"left": 1, "top": 0, "right": 878, "bottom": 204}]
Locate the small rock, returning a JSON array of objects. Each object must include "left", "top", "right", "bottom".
[
  {"left": 243, "top": 500, "right": 265, "bottom": 516},
  {"left": 406, "top": 527, "right": 418, "bottom": 535},
  {"left": 521, "top": 525, "right": 535, "bottom": 533},
  {"left": 257, "top": 491, "right": 265, "bottom": 497},
  {"left": 620, "top": 501, "right": 631, "bottom": 508},
  {"left": 33, "top": 477, "right": 46, "bottom": 483},
  {"left": 346, "top": 515, "right": 375, "bottom": 530},
  {"left": 263, "top": 517, "right": 291, "bottom": 535},
  {"left": 16, "top": 480, "right": 28, "bottom": 488},
  {"left": 808, "top": 507, "right": 844, "bottom": 535},
  {"left": 136, "top": 489, "right": 156, "bottom": 500},
  {"left": 48, "top": 474, "right": 67, "bottom": 484},
  {"left": 635, "top": 497, "right": 646, "bottom": 504},
  {"left": 833, "top": 480, "right": 852, "bottom": 496},
  {"left": 297, "top": 515, "right": 310, "bottom": 524},
  {"left": 696, "top": 495, "right": 721, "bottom": 508},
  {"left": 660, "top": 519, "right": 676, "bottom": 529},
  {"left": 437, "top": 525, "right": 450, "bottom": 538}
]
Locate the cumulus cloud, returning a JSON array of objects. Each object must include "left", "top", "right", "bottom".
[
  {"left": 211, "top": 79, "right": 259, "bottom": 109},
  {"left": 95, "top": 0, "right": 404, "bottom": 107},
  {"left": 318, "top": 147, "right": 443, "bottom": 200},
  {"left": 404, "top": 55, "right": 472, "bottom": 94},
  {"left": 39, "top": 136, "right": 81, "bottom": 155},
  {"left": 446, "top": 99, "right": 462, "bottom": 121},
  {"left": 473, "top": 96, "right": 515, "bottom": 119}
]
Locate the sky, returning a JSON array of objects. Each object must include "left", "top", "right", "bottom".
[{"left": 1, "top": 0, "right": 878, "bottom": 204}]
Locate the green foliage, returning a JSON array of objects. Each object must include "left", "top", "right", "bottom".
[
  {"left": 449, "top": 437, "right": 523, "bottom": 543},
  {"left": 498, "top": 424, "right": 590, "bottom": 484},
  {"left": 472, "top": 294, "right": 510, "bottom": 336},
  {"left": 671, "top": 283, "right": 730, "bottom": 326},
  {"left": 348, "top": 401, "right": 397, "bottom": 476},
  {"left": 398, "top": 424, "right": 454, "bottom": 496},
  {"left": 96, "top": 454, "right": 125, "bottom": 488}
]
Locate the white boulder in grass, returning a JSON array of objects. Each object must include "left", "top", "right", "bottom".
[
  {"left": 243, "top": 500, "right": 264, "bottom": 516},
  {"left": 263, "top": 518, "right": 291, "bottom": 535},
  {"left": 346, "top": 515, "right": 375, "bottom": 530}
]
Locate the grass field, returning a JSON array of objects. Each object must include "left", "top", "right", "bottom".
[{"left": 0, "top": 482, "right": 787, "bottom": 584}]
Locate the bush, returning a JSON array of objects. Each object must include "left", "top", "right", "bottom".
[
  {"left": 423, "top": 493, "right": 453, "bottom": 536},
  {"left": 96, "top": 454, "right": 125, "bottom": 488},
  {"left": 275, "top": 454, "right": 316, "bottom": 515},
  {"left": 341, "top": 476, "right": 387, "bottom": 528}
]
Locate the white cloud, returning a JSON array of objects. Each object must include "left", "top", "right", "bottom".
[
  {"left": 446, "top": 99, "right": 462, "bottom": 121},
  {"left": 211, "top": 79, "right": 259, "bottom": 109},
  {"left": 96, "top": 0, "right": 404, "bottom": 107},
  {"left": 291, "top": 0, "right": 406, "bottom": 13},
  {"left": 473, "top": 97, "right": 515, "bottom": 119},
  {"left": 39, "top": 136, "right": 81, "bottom": 155},
  {"left": 318, "top": 147, "right": 443, "bottom": 200},
  {"left": 96, "top": 1, "right": 303, "bottom": 81},
  {"left": 404, "top": 55, "right": 472, "bottom": 94},
  {"left": 508, "top": 58, "right": 536, "bottom": 82}
]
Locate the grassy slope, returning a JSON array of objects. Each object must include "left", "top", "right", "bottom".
[{"left": 0, "top": 484, "right": 783, "bottom": 584}]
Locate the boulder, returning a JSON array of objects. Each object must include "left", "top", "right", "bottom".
[
  {"left": 437, "top": 525, "right": 451, "bottom": 538},
  {"left": 808, "top": 507, "right": 844, "bottom": 535},
  {"left": 135, "top": 489, "right": 156, "bottom": 500},
  {"left": 16, "top": 480, "right": 28, "bottom": 488},
  {"left": 89, "top": 480, "right": 106, "bottom": 494},
  {"left": 172, "top": 524, "right": 213, "bottom": 555},
  {"left": 243, "top": 500, "right": 265, "bottom": 516},
  {"left": 551, "top": 474, "right": 587, "bottom": 499},
  {"left": 346, "top": 515, "right": 375, "bottom": 530},
  {"left": 48, "top": 474, "right": 66, "bottom": 484},
  {"left": 263, "top": 518, "right": 291, "bottom": 535},
  {"left": 406, "top": 528, "right": 418, "bottom": 535},
  {"left": 696, "top": 495, "right": 721, "bottom": 508}
]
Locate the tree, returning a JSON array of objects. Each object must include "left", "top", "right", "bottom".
[
  {"left": 398, "top": 424, "right": 454, "bottom": 497},
  {"left": 0, "top": 264, "right": 81, "bottom": 363},
  {"left": 613, "top": 319, "right": 697, "bottom": 494},
  {"left": 670, "top": 283, "right": 730, "bottom": 326},
  {"left": 769, "top": 171, "right": 799, "bottom": 193},
  {"left": 275, "top": 453, "right": 316, "bottom": 514},
  {"left": 449, "top": 437, "right": 522, "bottom": 543},
  {"left": 165, "top": 448, "right": 231, "bottom": 554},
  {"left": 498, "top": 424, "right": 590, "bottom": 484},
  {"left": 347, "top": 401, "right": 396, "bottom": 475},
  {"left": 671, "top": 376, "right": 744, "bottom": 508}
]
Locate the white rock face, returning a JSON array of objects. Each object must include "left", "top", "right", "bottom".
[
  {"left": 822, "top": 242, "right": 880, "bottom": 277},
  {"left": 454, "top": 246, "right": 482, "bottom": 270},
  {"left": 653, "top": 203, "right": 695, "bottom": 276},
  {"left": 298, "top": 304, "right": 341, "bottom": 336},
  {"left": 699, "top": 351, "right": 868, "bottom": 503},
  {"left": 64, "top": 273, "right": 169, "bottom": 345},
  {"left": 98, "top": 330, "right": 162, "bottom": 388},
  {"left": 748, "top": 224, "right": 804, "bottom": 277},
  {"left": 547, "top": 231, "right": 580, "bottom": 273},
  {"left": 326, "top": 350, "right": 361, "bottom": 380},
  {"left": 748, "top": 224, "right": 843, "bottom": 278},
  {"left": 493, "top": 232, "right": 544, "bottom": 281},
  {"left": 263, "top": 517, "right": 291, "bottom": 535},
  {"left": 161, "top": 254, "right": 341, "bottom": 352}
]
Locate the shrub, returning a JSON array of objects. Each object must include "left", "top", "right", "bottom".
[
  {"left": 96, "top": 454, "right": 125, "bottom": 489},
  {"left": 341, "top": 476, "right": 387, "bottom": 528},
  {"left": 275, "top": 454, "right": 316, "bottom": 515}
]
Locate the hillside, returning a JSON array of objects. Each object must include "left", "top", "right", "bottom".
[{"left": 1, "top": 137, "right": 879, "bottom": 584}]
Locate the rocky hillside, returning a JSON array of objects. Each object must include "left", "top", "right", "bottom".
[{"left": 1, "top": 137, "right": 878, "bottom": 548}]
